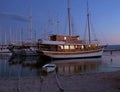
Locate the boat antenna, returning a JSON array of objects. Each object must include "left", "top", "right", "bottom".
[
  {"left": 68, "top": 0, "right": 71, "bottom": 36},
  {"left": 87, "top": 0, "right": 91, "bottom": 44}
]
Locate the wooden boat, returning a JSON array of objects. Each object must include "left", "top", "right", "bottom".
[
  {"left": 36, "top": 0, "right": 105, "bottom": 60},
  {"left": 36, "top": 35, "right": 104, "bottom": 59}
]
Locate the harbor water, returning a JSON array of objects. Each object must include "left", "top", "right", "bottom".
[{"left": 0, "top": 50, "right": 120, "bottom": 78}]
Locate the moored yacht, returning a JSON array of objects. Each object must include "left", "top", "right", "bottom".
[
  {"left": 36, "top": 0, "right": 105, "bottom": 60},
  {"left": 36, "top": 35, "right": 104, "bottom": 60}
]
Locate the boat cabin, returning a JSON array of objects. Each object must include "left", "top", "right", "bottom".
[
  {"left": 50, "top": 35, "right": 83, "bottom": 44},
  {"left": 38, "top": 35, "right": 99, "bottom": 52}
]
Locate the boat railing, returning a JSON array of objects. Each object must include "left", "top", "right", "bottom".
[{"left": 83, "top": 40, "right": 100, "bottom": 45}]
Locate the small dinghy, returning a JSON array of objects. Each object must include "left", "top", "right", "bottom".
[{"left": 42, "top": 64, "right": 56, "bottom": 73}]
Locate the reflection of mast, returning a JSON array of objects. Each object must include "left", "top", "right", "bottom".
[
  {"left": 68, "top": 0, "right": 71, "bottom": 36},
  {"left": 87, "top": 0, "right": 91, "bottom": 44}
]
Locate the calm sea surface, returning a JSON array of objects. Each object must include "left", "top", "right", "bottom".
[{"left": 0, "top": 51, "right": 120, "bottom": 78}]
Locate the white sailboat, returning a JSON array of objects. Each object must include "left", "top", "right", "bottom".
[{"left": 0, "top": 31, "right": 11, "bottom": 54}]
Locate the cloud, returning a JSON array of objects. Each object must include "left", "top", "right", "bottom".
[{"left": 0, "top": 12, "right": 30, "bottom": 22}]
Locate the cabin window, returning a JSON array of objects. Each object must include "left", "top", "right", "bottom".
[
  {"left": 59, "top": 45, "right": 64, "bottom": 49},
  {"left": 64, "top": 45, "right": 69, "bottom": 49},
  {"left": 70, "top": 45, "right": 75, "bottom": 49},
  {"left": 95, "top": 44, "right": 98, "bottom": 46},
  {"left": 64, "top": 37, "right": 66, "bottom": 40},
  {"left": 81, "top": 45, "right": 84, "bottom": 49},
  {"left": 77, "top": 37, "right": 79, "bottom": 40},
  {"left": 75, "top": 45, "right": 78, "bottom": 48}
]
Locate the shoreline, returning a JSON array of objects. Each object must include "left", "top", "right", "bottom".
[{"left": 0, "top": 71, "right": 120, "bottom": 92}]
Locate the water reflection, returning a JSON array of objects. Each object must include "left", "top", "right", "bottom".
[
  {"left": 53, "top": 59, "right": 102, "bottom": 75},
  {"left": 0, "top": 56, "right": 41, "bottom": 78},
  {"left": 0, "top": 54, "right": 11, "bottom": 60},
  {"left": 0, "top": 51, "right": 120, "bottom": 78}
]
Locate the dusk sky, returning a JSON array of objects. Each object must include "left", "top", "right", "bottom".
[{"left": 0, "top": 0, "right": 120, "bottom": 45}]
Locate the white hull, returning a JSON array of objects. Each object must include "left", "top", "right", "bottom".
[
  {"left": 42, "top": 64, "right": 56, "bottom": 72},
  {"left": 0, "top": 49, "right": 11, "bottom": 53},
  {"left": 0, "top": 49, "right": 11, "bottom": 56},
  {"left": 39, "top": 49, "right": 104, "bottom": 59}
]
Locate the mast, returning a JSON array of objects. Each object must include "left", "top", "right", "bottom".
[
  {"left": 4, "top": 32, "right": 6, "bottom": 45},
  {"left": 87, "top": 0, "right": 91, "bottom": 44},
  {"left": 34, "top": 30, "right": 36, "bottom": 42},
  {"left": 20, "top": 28, "right": 23, "bottom": 45},
  {"left": 0, "top": 27, "right": 1, "bottom": 45},
  {"left": 29, "top": 6, "right": 32, "bottom": 43},
  {"left": 68, "top": 0, "right": 71, "bottom": 36},
  {"left": 9, "top": 26, "right": 12, "bottom": 44}
]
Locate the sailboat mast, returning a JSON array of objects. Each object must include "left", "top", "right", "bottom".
[
  {"left": 4, "top": 32, "right": 6, "bottom": 45},
  {"left": 87, "top": 0, "right": 91, "bottom": 44},
  {"left": 20, "top": 28, "right": 23, "bottom": 45},
  {"left": 9, "top": 26, "right": 12, "bottom": 44},
  {"left": 29, "top": 6, "right": 32, "bottom": 43},
  {"left": 68, "top": 0, "right": 71, "bottom": 36}
]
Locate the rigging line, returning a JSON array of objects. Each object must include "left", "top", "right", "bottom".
[
  {"left": 56, "top": 13, "right": 60, "bottom": 35},
  {"left": 71, "top": 16, "right": 75, "bottom": 36},
  {"left": 99, "top": 31, "right": 109, "bottom": 45},
  {"left": 63, "top": 16, "right": 67, "bottom": 35},
  {"left": 90, "top": 21, "right": 98, "bottom": 41},
  {"left": 84, "top": 18, "right": 88, "bottom": 43},
  {"left": 46, "top": 11, "right": 52, "bottom": 40}
]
